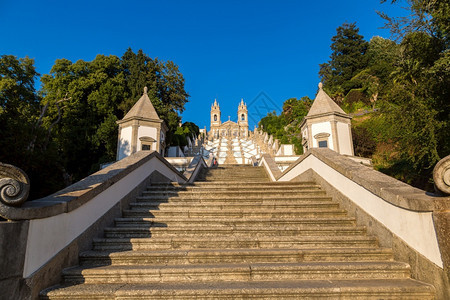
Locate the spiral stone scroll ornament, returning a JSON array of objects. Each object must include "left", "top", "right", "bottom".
[
  {"left": 0, "top": 162, "right": 30, "bottom": 207},
  {"left": 433, "top": 155, "right": 450, "bottom": 195}
]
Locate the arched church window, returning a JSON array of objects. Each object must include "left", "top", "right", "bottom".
[
  {"left": 214, "top": 115, "right": 217, "bottom": 121},
  {"left": 241, "top": 114, "right": 245, "bottom": 121}
]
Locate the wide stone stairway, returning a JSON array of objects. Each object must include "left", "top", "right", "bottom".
[{"left": 41, "top": 165, "right": 435, "bottom": 299}]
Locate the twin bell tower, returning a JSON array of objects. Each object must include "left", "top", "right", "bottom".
[{"left": 210, "top": 99, "right": 248, "bottom": 139}]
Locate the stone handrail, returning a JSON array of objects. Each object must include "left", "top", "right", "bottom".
[
  {"left": 259, "top": 148, "right": 450, "bottom": 272},
  {"left": 0, "top": 150, "right": 212, "bottom": 298},
  {"left": 252, "top": 128, "right": 280, "bottom": 156},
  {"left": 184, "top": 155, "right": 208, "bottom": 183},
  {"left": 0, "top": 151, "right": 187, "bottom": 221},
  {"left": 264, "top": 149, "right": 450, "bottom": 212},
  {"left": 259, "top": 154, "right": 282, "bottom": 180}
]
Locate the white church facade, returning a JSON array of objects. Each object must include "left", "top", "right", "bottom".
[{"left": 209, "top": 99, "right": 249, "bottom": 139}]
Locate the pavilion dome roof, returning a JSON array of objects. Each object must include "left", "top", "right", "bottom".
[
  {"left": 122, "top": 87, "right": 161, "bottom": 121},
  {"left": 307, "top": 82, "right": 347, "bottom": 117}
]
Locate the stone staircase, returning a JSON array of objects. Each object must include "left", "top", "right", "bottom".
[{"left": 40, "top": 165, "right": 435, "bottom": 299}]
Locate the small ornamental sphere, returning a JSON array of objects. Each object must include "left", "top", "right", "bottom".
[{"left": 318, "top": 82, "right": 323, "bottom": 89}]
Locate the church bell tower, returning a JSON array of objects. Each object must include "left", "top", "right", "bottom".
[
  {"left": 237, "top": 99, "right": 248, "bottom": 138},
  {"left": 211, "top": 99, "right": 221, "bottom": 126},
  {"left": 210, "top": 99, "right": 221, "bottom": 139}
]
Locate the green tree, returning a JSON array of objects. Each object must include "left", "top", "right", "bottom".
[
  {"left": 319, "top": 23, "right": 369, "bottom": 98},
  {"left": 41, "top": 55, "right": 127, "bottom": 179},
  {"left": 120, "top": 48, "right": 189, "bottom": 145},
  {"left": 171, "top": 122, "right": 200, "bottom": 147},
  {"left": 259, "top": 96, "right": 312, "bottom": 154},
  {"left": 0, "top": 55, "right": 64, "bottom": 198},
  {"left": 379, "top": 0, "right": 449, "bottom": 46},
  {"left": 41, "top": 49, "right": 191, "bottom": 182}
]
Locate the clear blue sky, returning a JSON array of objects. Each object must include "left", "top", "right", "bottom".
[{"left": 0, "top": 0, "right": 407, "bottom": 130}]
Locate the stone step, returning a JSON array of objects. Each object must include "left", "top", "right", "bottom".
[
  {"left": 118, "top": 208, "right": 348, "bottom": 219},
  {"left": 61, "top": 261, "right": 411, "bottom": 284},
  {"left": 197, "top": 178, "right": 270, "bottom": 182},
  {"left": 141, "top": 190, "right": 325, "bottom": 198},
  {"left": 126, "top": 201, "right": 340, "bottom": 211},
  {"left": 92, "top": 236, "right": 378, "bottom": 251},
  {"left": 150, "top": 181, "right": 318, "bottom": 187},
  {"left": 204, "top": 169, "right": 266, "bottom": 174},
  {"left": 79, "top": 248, "right": 394, "bottom": 266},
  {"left": 206, "top": 166, "right": 264, "bottom": 170},
  {"left": 80, "top": 248, "right": 305, "bottom": 266},
  {"left": 202, "top": 172, "right": 267, "bottom": 177},
  {"left": 202, "top": 176, "right": 268, "bottom": 180},
  {"left": 112, "top": 216, "right": 357, "bottom": 227},
  {"left": 205, "top": 167, "right": 265, "bottom": 172},
  {"left": 40, "top": 279, "right": 436, "bottom": 299},
  {"left": 147, "top": 184, "right": 322, "bottom": 192},
  {"left": 106, "top": 225, "right": 367, "bottom": 238},
  {"left": 135, "top": 194, "right": 331, "bottom": 202},
  {"left": 204, "top": 170, "right": 266, "bottom": 175},
  {"left": 202, "top": 176, "right": 268, "bottom": 181}
]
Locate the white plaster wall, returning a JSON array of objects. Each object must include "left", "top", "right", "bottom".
[
  {"left": 311, "top": 122, "right": 334, "bottom": 150},
  {"left": 277, "top": 144, "right": 294, "bottom": 156},
  {"left": 276, "top": 155, "right": 443, "bottom": 268},
  {"left": 337, "top": 122, "right": 352, "bottom": 155},
  {"left": 274, "top": 156, "right": 300, "bottom": 162},
  {"left": 137, "top": 126, "right": 157, "bottom": 151},
  {"left": 167, "top": 146, "right": 185, "bottom": 157},
  {"left": 248, "top": 149, "right": 257, "bottom": 155},
  {"left": 118, "top": 126, "right": 133, "bottom": 160},
  {"left": 23, "top": 157, "right": 185, "bottom": 277}
]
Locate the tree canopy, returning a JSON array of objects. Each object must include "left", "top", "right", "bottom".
[
  {"left": 260, "top": 1, "right": 449, "bottom": 191},
  {"left": 0, "top": 49, "right": 192, "bottom": 198},
  {"left": 319, "top": 23, "right": 369, "bottom": 101},
  {"left": 258, "top": 96, "right": 312, "bottom": 154},
  {"left": 0, "top": 55, "right": 65, "bottom": 198}
]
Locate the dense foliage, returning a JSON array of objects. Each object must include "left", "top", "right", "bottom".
[
  {"left": 0, "top": 49, "right": 191, "bottom": 198},
  {"left": 319, "top": 22, "right": 369, "bottom": 101},
  {"left": 260, "top": 0, "right": 449, "bottom": 191},
  {"left": 171, "top": 122, "right": 200, "bottom": 147},
  {"left": 259, "top": 97, "right": 312, "bottom": 154}
]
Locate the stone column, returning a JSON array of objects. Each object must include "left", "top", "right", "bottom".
[
  {"left": 331, "top": 120, "right": 340, "bottom": 153},
  {"left": 131, "top": 123, "right": 139, "bottom": 154}
]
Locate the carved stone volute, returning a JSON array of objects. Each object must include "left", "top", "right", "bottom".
[
  {"left": 0, "top": 162, "right": 30, "bottom": 207},
  {"left": 433, "top": 155, "right": 450, "bottom": 195}
]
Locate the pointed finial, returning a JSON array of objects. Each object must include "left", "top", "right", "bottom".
[
  {"left": 318, "top": 82, "right": 323, "bottom": 90},
  {"left": 144, "top": 86, "right": 148, "bottom": 94}
]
